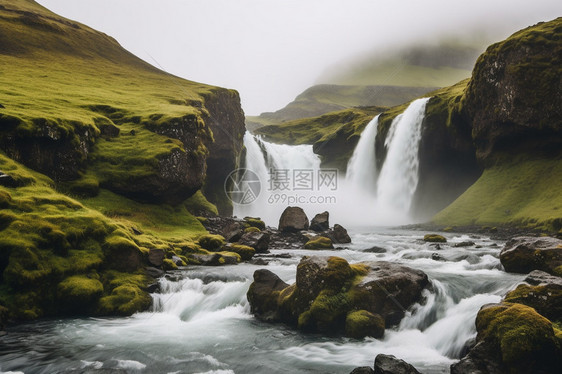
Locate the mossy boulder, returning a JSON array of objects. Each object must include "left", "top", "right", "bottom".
[
  {"left": 244, "top": 226, "right": 261, "bottom": 233},
  {"left": 244, "top": 217, "right": 266, "bottom": 230},
  {"left": 423, "top": 234, "right": 447, "bottom": 243},
  {"left": 247, "top": 256, "right": 428, "bottom": 335},
  {"left": 476, "top": 303, "right": 561, "bottom": 373},
  {"left": 57, "top": 275, "right": 104, "bottom": 313},
  {"left": 304, "top": 236, "right": 334, "bottom": 250},
  {"left": 197, "top": 234, "right": 226, "bottom": 251},
  {"left": 345, "top": 310, "right": 385, "bottom": 339},
  {"left": 500, "top": 236, "right": 562, "bottom": 275},
  {"left": 226, "top": 244, "right": 255, "bottom": 261},
  {"left": 97, "top": 271, "right": 152, "bottom": 316},
  {"left": 103, "top": 234, "right": 143, "bottom": 272},
  {"left": 238, "top": 231, "right": 270, "bottom": 253},
  {"left": 504, "top": 283, "right": 562, "bottom": 320}
]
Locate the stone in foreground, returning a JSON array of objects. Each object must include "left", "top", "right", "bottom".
[
  {"left": 278, "top": 206, "right": 309, "bottom": 232},
  {"left": 247, "top": 256, "right": 429, "bottom": 338},
  {"left": 500, "top": 236, "right": 562, "bottom": 275}
]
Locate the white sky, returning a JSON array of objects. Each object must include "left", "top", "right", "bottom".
[{"left": 36, "top": 0, "right": 561, "bottom": 115}]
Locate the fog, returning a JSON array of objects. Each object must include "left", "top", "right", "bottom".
[{"left": 37, "top": 0, "right": 561, "bottom": 115}]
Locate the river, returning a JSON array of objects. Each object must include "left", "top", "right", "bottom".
[{"left": 0, "top": 228, "right": 523, "bottom": 374}]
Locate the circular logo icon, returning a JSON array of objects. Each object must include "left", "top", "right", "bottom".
[{"left": 224, "top": 168, "right": 261, "bottom": 205}]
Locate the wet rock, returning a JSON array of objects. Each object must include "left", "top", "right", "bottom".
[
  {"left": 247, "top": 269, "right": 289, "bottom": 321},
  {"left": 525, "top": 270, "right": 562, "bottom": 286},
  {"left": 190, "top": 253, "right": 237, "bottom": 266},
  {"left": 244, "top": 216, "right": 266, "bottom": 230},
  {"left": 363, "top": 246, "right": 387, "bottom": 253},
  {"left": 350, "top": 367, "right": 374, "bottom": 374},
  {"left": 423, "top": 234, "right": 447, "bottom": 243},
  {"left": 304, "top": 236, "right": 334, "bottom": 250},
  {"left": 247, "top": 256, "right": 429, "bottom": 335},
  {"left": 310, "top": 211, "right": 329, "bottom": 232},
  {"left": 148, "top": 248, "right": 165, "bottom": 267},
  {"left": 374, "top": 354, "right": 421, "bottom": 374},
  {"left": 431, "top": 253, "right": 444, "bottom": 261},
  {"left": 223, "top": 221, "right": 246, "bottom": 242},
  {"left": 278, "top": 206, "right": 309, "bottom": 232},
  {"left": 454, "top": 241, "right": 476, "bottom": 247},
  {"left": 238, "top": 231, "right": 270, "bottom": 253},
  {"left": 171, "top": 255, "right": 184, "bottom": 266},
  {"left": 500, "top": 236, "right": 562, "bottom": 275},
  {"left": 328, "top": 224, "right": 351, "bottom": 244},
  {"left": 451, "top": 341, "right": 504, "bottom": 374},
  {"left": 250, "top": 258, "right": 269, "bottom": 266}
]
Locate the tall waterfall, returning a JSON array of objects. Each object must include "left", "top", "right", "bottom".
[
  {"left": 375, "top": 97, "right": 429, "bottom": 225},
  {"left": 234, "top": 98, "right": 429, "bottom": 227}
]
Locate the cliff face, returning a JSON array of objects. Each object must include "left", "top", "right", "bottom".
[{"left": 465, "top": 18, "right": 562, "bottom": 164}]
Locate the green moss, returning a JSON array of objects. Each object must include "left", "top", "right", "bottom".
[
  {"left": 476, "top": 303, "right": 561, "bottom": 371},
  {"left": 182, "top": 190, "right": 219, "bottom": 217},
  {"left": 162, "top": 258, "right": 178, "bottom": 271},
  {"left": 57, "top": 275, "right": 103, "bottom": 312},
  {"left": 308, "top": 289, "right": 351, "bottom": 331},
  {"left": 97, "top": 270, "right": 151, "bottom": 316},
  {"left": 244, "top": 217, "right": 266, "bottom": 230},
  {"left": 423, "top": 234, "right": 447, "bottom": 243},
  {"left": 198, "top": 234, "right": 226, "bottom": 251},
  {"left": 227, "top": 244, "right": 255, "bottom": 261},
  {"left": 244, "top": 226, "right": 261, "bottom": 233},
  {"left": 504, "top": 284, "right": 562, "bottom": 319},
  {"left": 345, "top": 310, "right": 385, "bottom": 339},
  {"left": 434, "top": 156, "right": 562, "bottom": 231},
  {"left": 304, "top": 236, "right": 334, "bottom": 249}
]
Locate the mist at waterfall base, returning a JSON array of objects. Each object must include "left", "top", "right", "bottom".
[
  {"left": 235, "top": 98, "right": 430, "bottom": 228},
  {"left": 0, "top": 230, "right": 524, "bottom": 374}
]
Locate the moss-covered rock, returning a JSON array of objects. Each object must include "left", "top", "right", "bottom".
[
  {"left": 197, "top": 234, "right": 226, "bottom": 251},
  {"left": 474, "top": 302, "right": 561, "bottom": 373},
  {"left": 57, "top": 275, "right": 103, "bottom": 313},
  {"left": 424, "top": 234, "right": 447, "bottom": 243},
  {"left": 226, "top": 244, "right": 255, "bottom": 261},
  {"left": 244, "top": 217, "right": 266, "bottom": 230},
  {"left": 304, "top": 236, "right": 334, "bottom": 250},
  {"left": 345, "top": 310, "right": 385, "bottom": 339},
  {"left": 97, "top": 271, "right": 152, "bottom": 316},
  {"left": 247, "top": 256, "right": 428, "bottom": 336},
  {"left": 504, "top": 283, "right": 562, "bottom": 320}
]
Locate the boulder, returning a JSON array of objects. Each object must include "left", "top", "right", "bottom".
[
  {"left": 310, "top": 211, "right": 329, "bottom": 232},
  {"left": 145, "top": 266, "right": 165, "bottom": 279},
  {"left": 278, "top": 206, "right": 309, "bottom": 232},
  {"left": 223, "top": 221, "right": 246, "bottom": 242},
  {"left": 190, "top": 253, "right": 237, "bottom": 266},
  {"left": 500, "top": 236, "right": 562, "bottom": 275},
  {"left": 197, "top": 234, "right": 227, "bottom": 251},
  {"left": 453, "top": 302, "right": 561, "bottom": 374},
  {"left": 374, "top": 354, "right": 421, "bottom": 374},
  {"left": 244, "top": 216, "right": 266, "bottom": 230},
  {"left": 238, "top": 231, "right": 270, "bottom": 253},
  {"left": 454, "top": 241, "right": 475, "bottom": 247},
  {"left": 247, "top": 269, "right": 289, "bottom": 321},
  {"left": 247, "top": 256, "right": 429, "bottom": 335},
  {"left": 328, "top": 224, "right": 351, "bottom": 244},
  {"left": 423, "top": 234, "right": 447, "bottom": 243},
  {"left": 148, "top": 248, "right": 165, "bottom": 267},
  {"left": 304, "top": 236, "right": 334, "bottom": 250},
  {"left": 504, "top": 273, "right": 562, "bottom": 320},
  {"left": 225, "top": 244, "right": 255, "bottom": 261}
]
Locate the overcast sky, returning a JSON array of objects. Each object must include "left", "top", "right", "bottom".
[{"left": 37, "top": 0, "right": 561, "bottom": 115}]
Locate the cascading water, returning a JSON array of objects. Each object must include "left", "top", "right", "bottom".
[
  {"left": 235, "top": 98, "right": 429, "bottom": 227},
  {"left": 233, "top": 133, "right": 322, "bottom": 225},
  {"left": 375, "top": 98, "right": 429, "bottom": 224}
]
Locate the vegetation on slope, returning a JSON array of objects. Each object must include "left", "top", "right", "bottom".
[{"left": 0, "top": 0, "right": 243, "bottom": 322}]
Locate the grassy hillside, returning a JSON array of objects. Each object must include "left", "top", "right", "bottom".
[
  {"left": 0, "top": 0, "right": 243, "bottom": 321},
  {"left": 434, "top": 156, "right": 562, "bottom": 232}
]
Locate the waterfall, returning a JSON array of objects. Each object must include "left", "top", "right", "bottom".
[
  {"left": 375, "top": 98, "right": 429, "bottom": 225},
  {"left": 345, "top": 115, "right": 380, "bottom": 193},
  {"left": 233, "top": 134, "right": 322, "bottom": 226},
  {"left": 234, "top": 98, "right": 429, "bottom": 227}
]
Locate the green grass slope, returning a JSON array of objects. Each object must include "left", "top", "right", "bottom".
[
  {"left": 434, "top": 156, "right": 562, "bottom": 232},
  {"left": 0, "top": 0, "right": 238, "bottom": 322}
]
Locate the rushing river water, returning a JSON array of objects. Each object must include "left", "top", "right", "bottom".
[{"left": 0, "top": 228, "right": 524, "bottom": 374}]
